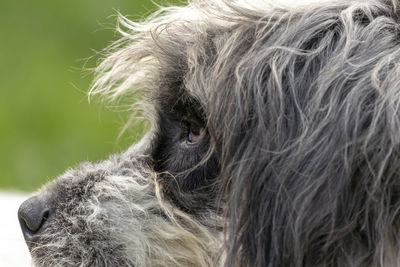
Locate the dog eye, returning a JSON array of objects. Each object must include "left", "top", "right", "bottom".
[{"left": 181, "top": 120, "right": 206, "bottom": 144}]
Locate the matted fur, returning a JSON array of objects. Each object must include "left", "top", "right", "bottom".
[{"left": 20, "top": 0, "right": 400, "bottom": 266}]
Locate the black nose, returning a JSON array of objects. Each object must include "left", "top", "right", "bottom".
[{"left": 18, "top": 196, "right": 53, "bottom": 240}]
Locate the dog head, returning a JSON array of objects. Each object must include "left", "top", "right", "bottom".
[{"left": 18, "top": 0, "right": 400, "bottom": 266}]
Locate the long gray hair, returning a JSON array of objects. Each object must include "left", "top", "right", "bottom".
[{"left": 91, "top": 0, "right": 400, "bottom": 266}]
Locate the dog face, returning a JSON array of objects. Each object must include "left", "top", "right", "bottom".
[{"left": 18, "top": 0, "right": 400, "bottom": 266}]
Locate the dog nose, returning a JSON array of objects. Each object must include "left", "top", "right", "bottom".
[{"left": 18, "top": 196, "right": 53, "bottom": 239}]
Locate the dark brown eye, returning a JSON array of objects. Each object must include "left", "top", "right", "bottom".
[{"left": 181, "top": 120, "right": 206, "bottom": 144}]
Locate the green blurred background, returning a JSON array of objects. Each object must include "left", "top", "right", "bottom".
[{"left": 0, "top": 0, "right": 180, "bottom": 192}]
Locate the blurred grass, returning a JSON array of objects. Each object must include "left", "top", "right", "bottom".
[{"left": 0, "top": 0, "right": 180, "bottom": 191}]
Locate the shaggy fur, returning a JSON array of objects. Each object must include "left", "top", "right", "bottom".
[{"left": 19, "top": 0, "right": 400, "bottom": 266}]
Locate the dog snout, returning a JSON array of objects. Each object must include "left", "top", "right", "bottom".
[{"left": 18, "top": 195, "right": 53, "bottom": 241}]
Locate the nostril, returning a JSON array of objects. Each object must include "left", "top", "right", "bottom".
[
  {"left": 19, "top": 208, "right": 49, "bottom": 233},
  {"left": 42, "top": 209, "right": 50, "bottom": 221},
  {"left": 18, "top": 196, "right": 53, "bottom": 238}
]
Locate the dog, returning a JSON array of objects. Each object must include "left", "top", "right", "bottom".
[{"left": 17, "top": 0, "right": 400, "bottom": 266}]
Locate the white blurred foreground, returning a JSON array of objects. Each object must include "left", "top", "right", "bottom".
[{"left": 0, "top": 191, "right": 32, "bottom": 266}]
